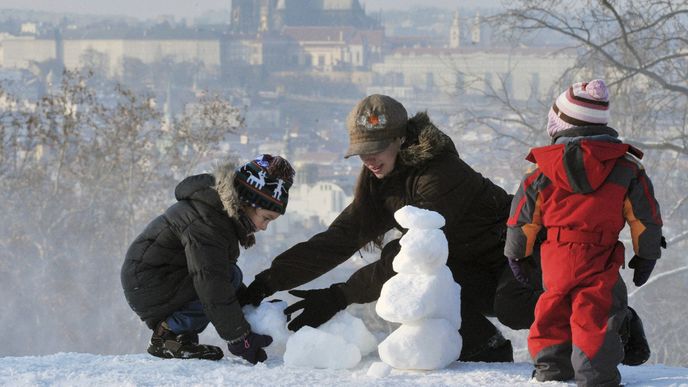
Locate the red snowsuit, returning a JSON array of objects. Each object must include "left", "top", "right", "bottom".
[{"left": 505, "top": 131, "right": 663, "bottom": 387}]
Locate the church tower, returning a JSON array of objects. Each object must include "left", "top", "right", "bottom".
[
  {"left": 449, "top": 11, "right": 460, "bottom": 48},
  {"left": 470, "top": 11, "right": 481, "bottom": 45}
]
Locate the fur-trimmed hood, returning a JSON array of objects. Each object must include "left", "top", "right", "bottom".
[
  {"left": 172, "top": 159, "right": 242, "bottom": 220},
  {"left": 212, "top": 159, "right": 243, "bottom": 219},
  {"left": 213, "top": 159, "right": 257, "bottom": 248},
  {"left": 398, "top": 112, "right": 458, "bottom": 167},
  {"left": 173, "top": 159, "right": 255, "bottom": 248}
]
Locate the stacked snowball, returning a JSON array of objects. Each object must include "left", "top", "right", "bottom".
[{"left": 375, "top": 205, "right": 462, "bottom": 370}]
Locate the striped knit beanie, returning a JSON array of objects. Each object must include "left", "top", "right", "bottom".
[
  {"left": 234, "top": 154, "right": 295, "bottom": 214},
  {"left": 547, "top": 79, "right": 610, "bottom": 137}
]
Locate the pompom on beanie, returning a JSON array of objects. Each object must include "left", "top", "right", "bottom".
[{"left": 547, "top": 79, "right": 610, "bottom": 137}]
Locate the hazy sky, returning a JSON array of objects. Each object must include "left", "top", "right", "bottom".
[{"left": 2, "top": 0, "right": 499, "bottom": 20}]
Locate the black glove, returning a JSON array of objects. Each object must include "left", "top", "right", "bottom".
[
  {"left": 239, "top": 278, "right": 272, "bottom": 307},
  {"left": 283, "top": 284, "right": 348, "bottom": 331},
  {"left": 508, "top": 256, "right": 536, "bottom": 286},
  {"left": 628, "top": 255, "right": 656, "bottom": 287},
  {"left": 227, "top": 331, "right": 273, "bottom": 364}
]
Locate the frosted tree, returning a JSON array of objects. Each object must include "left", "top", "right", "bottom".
[{"left": 0, "top": 68, "right": 244, "bottom": 356}]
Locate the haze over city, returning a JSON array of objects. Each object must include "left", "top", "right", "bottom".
[
  {"left": 0, "top": 1, "right": 686, "bottom": 385},
  {"left": 2, "top": 0, "right": 501, "bottom": 19}
]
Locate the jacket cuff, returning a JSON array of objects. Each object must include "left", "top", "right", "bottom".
[{"left": 227, "top": 329, "right": 250, "bottom": 345}]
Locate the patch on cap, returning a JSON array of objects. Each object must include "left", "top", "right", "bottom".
[{"left": 356, "top": 112, "right": 388, "bottom": 130}]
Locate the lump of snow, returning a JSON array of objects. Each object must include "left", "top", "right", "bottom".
[
  {"left": 367, "top": 361, "right": 392, "bottom": 378},
  {"left": 283, "top": 326, "right": 361, "bottom": 369},
  {"left": 378, "top": 319, "right": 462, "bottom": 370},
  {"left": 394, "top": 206, "right": 445, "bottom": 230},
  {"left": 319, "top": 311, "right": 378, "bottom": 356},
  {"left": 376, "top": 266, "right": 461, "bottom": 327},
  {"left": 394, "top": 229, "right": 448, "bottom": 274},
  {"left": 243, "top": 300, "right": 290, "bottom": 357}
]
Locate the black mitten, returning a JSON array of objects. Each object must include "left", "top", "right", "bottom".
[
  {"left": 227, "top": 331, "right": 273, "bottom": 364},
  {"left": 239, "top": 278, "right": 272, "bottom": 307},
  {"left": 507, "top": 256, "right": 536, "bottom": 285},
  {"left": 283, "top": 284, "right": 348, "bottom": 331},
  {"left": 628, "top": 255, "right": 656, "bottom": 287}
]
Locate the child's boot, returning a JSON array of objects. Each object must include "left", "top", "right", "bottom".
[
  {"left": 621, "top": 307, "right": 650, "bottom": 366},
  {"left": 147, "top": 321, "right": 224, "bottom": 360}
]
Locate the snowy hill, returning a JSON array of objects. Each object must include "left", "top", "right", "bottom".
[{"left": 1, "top": 353, "right": 687, "bottom": 386}]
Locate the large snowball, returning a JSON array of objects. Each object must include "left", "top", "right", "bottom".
[
  {"left": 394, "top": 229, "right": 448, "bottom": 274},
  {"left": 319, "top": 311, "right": 378, "bottom": 356},
  {"left": 243, "top": 300, "right": 290, "bottom": 357},
  {"left": 394, "top": 205, "right": 445, "bottom": 230},
  {"left": 376, "top": 266, "right": 461, "bottom": 327},
  {"left": 283, "top": 326, "right": 361, "bottom": 369},
  {"left": 378, "top": 319, "right": 462, "bottom": 370}
]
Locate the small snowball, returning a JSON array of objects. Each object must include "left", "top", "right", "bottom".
[
  {"left": 243, "top": 300, "right": 290, "bottom": 357},
  {"left": 394, "top": 229, "right": 448, "bottom": 274},
  {"left": 367, "top": 361, "right": 392, "bottom": 378},
  {"left": 394, "top": 205, "right": 445, "bottom": 230},
  {"left": 283, "top": 326, "right": 361, "bottom": 369},
  {"left": 376, "top": 267, "right": 461, "bottom": 327},
  {"left": 378, "top": 319, "right": 462, "bottom": 370},
  {"left": 319, "top": 311, "right": 378, "bottom": 356}
]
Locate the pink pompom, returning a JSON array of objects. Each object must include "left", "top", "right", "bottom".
[{"left": 585, "top": 79, "right": 609, "bottom": 101}]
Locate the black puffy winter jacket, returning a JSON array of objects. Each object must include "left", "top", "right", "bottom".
[{"left": 121, "top": 161, "right": 252, "bottom": 342}]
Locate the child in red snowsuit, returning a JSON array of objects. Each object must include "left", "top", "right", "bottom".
[{"left": 505, "top": 79, "right": 663, "bottom": 387}]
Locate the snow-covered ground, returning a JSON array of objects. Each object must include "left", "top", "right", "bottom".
[
  {"left": 2, "top": 206, "right": 678, "bottom": 386},
  {"left": 1, "top": 352, "right": 687, "bottom": 387}
]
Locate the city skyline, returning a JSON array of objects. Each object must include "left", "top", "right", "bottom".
[{"left": 1, "top": 0, "right": 501, "bottom": 20}]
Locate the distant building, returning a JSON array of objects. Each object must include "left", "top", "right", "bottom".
[
  {"left": 231, "top": 0, "right": 278, "bottom": 35},
  {"left": 1, "top": 35, "right": 222, "bottom": 78},
  {"left": 287, "top": 180, "right": 351, "bottom": 226},
  {"left": 0, "top": 1, "right": 383, "bottom": 78},
  {"left": 20, "top": 22, "right": 38, "bottom": 36},
  {"left": 371, "top": 46, "right": 576, "bottom": 102},
  {"left": 470, "top": 11, "right": 481, "bottom": 45},
  {"left": 449, "top": 11, "right": 460, "bottom": 49},
  {"left": 281, "top": 26, "right": 383, "bottom": 70},
  {"left": 280, "top": 0, "right": 378, "bottom": 28},
  {"left": 230, "top": 0, "right": 379, "bottom": 35},
  {"left": 1, "top": 37, "right": 56, "bottom": 69}
]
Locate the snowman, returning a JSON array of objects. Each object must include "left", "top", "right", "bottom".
[{"left": 374, "top": 205, "right": 462, "bottom": 370}]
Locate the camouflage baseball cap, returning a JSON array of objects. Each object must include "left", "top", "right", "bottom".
[{"left": 344, "top": 94, "right": 408, "bottom": 158}]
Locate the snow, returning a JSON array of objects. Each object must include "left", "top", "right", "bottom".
[
  {"left": 283, "top": 326, "right": 361, "bottom": 369},
  {"left": 246, "top": 303, "right": 377, "bottom": 368},
  {"left": 376, "top": 266, "right": 461, "bottom": 326},
  {"left": 394, "top": 228, "right": 448, "bottom": 274},
  {"left": 367, "top": 361, "right": 392, "bottom": 378},
  {"left": 378, "top": 319, "right": 462, "bottom": 370},
  {"left": 318, "top": 311, "right": 378, "bottom": 356},
  {"left": 0, "top": 268, "right": 685, "bottom": 383},
  {"left": 376, "top": 206, "right": 462, "bottom": 370},
  {"left": 1, "top": 352, "right": 686, "bottom": 386},
  {"left": 243, "top": 301, "right": 291, "bottom": 358},
  {"left": 394, "top": 205, "right": 446, "bottom": 229}
]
